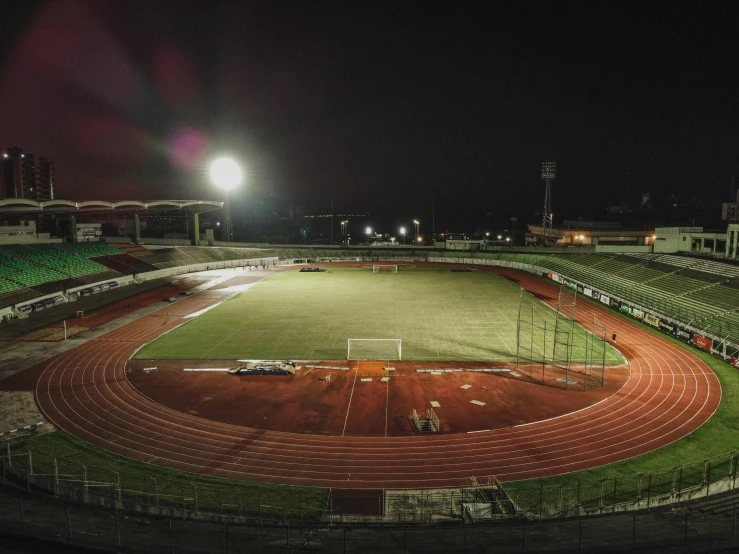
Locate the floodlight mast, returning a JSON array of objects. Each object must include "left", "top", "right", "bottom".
[
  {"left": 209, "top": 157, "right": 243, "bottom": 243},
  {"left": 541, "top": 160, "right": 556, "bottom": 242}
]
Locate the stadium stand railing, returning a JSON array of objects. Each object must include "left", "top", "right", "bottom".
[{"left": 61, "top": 242, "right": 123, "bottom": 258}]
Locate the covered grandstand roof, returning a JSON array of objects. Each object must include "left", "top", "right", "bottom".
[{"left": 0, "top": 199, "right": 223, "bottom": 215}]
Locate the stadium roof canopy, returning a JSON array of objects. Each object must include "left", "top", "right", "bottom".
[{"left": 0, "top": 199, "right": 223, "bottom": 216}]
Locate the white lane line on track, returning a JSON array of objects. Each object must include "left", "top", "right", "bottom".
[
  {"left": 342, "top": 362, "right": 359, "bottom": 437},
  {"left": 36, "top": 266, "right": 722, "bottom": 488}
]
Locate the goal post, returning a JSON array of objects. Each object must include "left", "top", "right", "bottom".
[
  {"left": 372, "top": 264, "right": 398, "bottom": 273},
  {"left": 347, "top": 338, "right": 402, "bottom": 360}
]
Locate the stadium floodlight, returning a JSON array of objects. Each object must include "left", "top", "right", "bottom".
[
  {"left": 400, "top": 226, "right": 406, "bottom": 245},
  {"left": 497, "top": 234, "right": 502, "bottom": 240},
  {"left": 209, "top": 157, "right": 243, "bottom": 243},
  {"left": 209, "top": 157, "right": 243, "bottom": 191},
  {"left": 365, "top": 226, "right": 372, "bottom": 235}
]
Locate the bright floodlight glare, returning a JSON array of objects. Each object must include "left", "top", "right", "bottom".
[
  {"left": 365, "top": 227, "right": 372, "bottom": 235},
  {"left": 209, "top": 157, "right": 243, "bottom": 191},
  {"left": 413, "top": 219, "right": 419, "bottom": 224},
  {"left": 400, "top": 227, "right": 406, "bottom": 234}
]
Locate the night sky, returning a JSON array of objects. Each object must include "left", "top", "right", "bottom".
[{"left": 1, "top": 1, "right": 738, "bottom": 232}]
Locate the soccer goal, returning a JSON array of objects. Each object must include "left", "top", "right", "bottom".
[
  {"left": 372, "top": 264, "right": 398, "bottom": 273},
  {"left": 347, "top": 338, "right": 402, "bottom": 360}
]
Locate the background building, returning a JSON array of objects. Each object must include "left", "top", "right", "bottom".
[{"left": 0, "top": 147, "right": 55, "bottom": 200}]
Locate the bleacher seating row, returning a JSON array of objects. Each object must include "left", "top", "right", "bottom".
[
  {"left": 0, "top": 242, "right": 271, "bottom": 309},
  {"left": 488, "top": 252, "right": 739, "bottom": 345}
]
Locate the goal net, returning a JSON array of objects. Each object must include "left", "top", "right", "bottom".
[
  {"left": 372, "top": 264, "right": 398, "bottom": 273},
  {"left": 347, "top": 338, "right": 402, "bottom": 360}
]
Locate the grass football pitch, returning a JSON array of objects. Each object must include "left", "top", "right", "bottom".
[{"left": 135, "top": 268, "right": 623, "bottom": 363}]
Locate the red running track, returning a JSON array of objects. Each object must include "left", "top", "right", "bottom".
[{"left": 35, "top": 266, "right": 721, "bottom": 489}]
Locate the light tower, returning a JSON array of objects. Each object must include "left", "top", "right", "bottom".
[
  {"left": 541, "top": 160, "right": 556, "bottom": 240},
  {"left": 209, "top": 157, "right": 244, "bottom": 243}
]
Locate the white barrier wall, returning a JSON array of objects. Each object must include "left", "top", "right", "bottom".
[{"left": 1, "top": 256, "right": 278, "bottom": 323}]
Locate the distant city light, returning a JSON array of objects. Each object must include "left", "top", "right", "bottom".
[
  {"left": 209, "top": 157, "right": 243, "bottom": 191},
  {"left": 497, "top": 235, "right": 502, "bottom": 240},
  {"left": 417, "top": 236, "right": 423, "bottom": 242},
  {"left": 485, "top": 232, "right": 490, "bottom": 236},
  {"left": 506, "top": 237, "right": 510, "bottom": 242}
]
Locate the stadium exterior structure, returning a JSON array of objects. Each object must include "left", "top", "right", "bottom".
[{"left": 2, "top": 247, "right": 739, "bottom": 552}]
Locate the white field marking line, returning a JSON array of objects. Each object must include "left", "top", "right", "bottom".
[
  {"left": 183, "top": 368, "right": 230, "bottom": 372},
  {"left": 467, "top": 429, "right": 490, "bottom": 433},
  {"left": 385, "top": 374, "right": 390, "bottom": 438},
  {"left": 342, "top": 362, "right": 359, "bottom": 437}
]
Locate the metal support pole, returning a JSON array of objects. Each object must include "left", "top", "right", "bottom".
[
  {"left": 19, "top": 497, "right": 25, "bottom": 530},
  {"left": 115, "top": 508, "right": 121, "bottom": 548},
  {"left": 226, "top": 523, "right": 229, "bottom": 554},
  {"left": 170, "top": 519, "right": 174, "bottom": 554},
  {"left": 6, "top": 441, "right": 11, "bottom": 466},
  {"left": 706, "top": 462, "right": 712, "bottom": 497},
  {"left": 632, "top": 514, "right": 636, "bottom": 550},
  {"left": 539, "top": 482, "right": 544, "bottom": 520},
  {"left": 578, "top": 519, "right": 582, "bottom": 553},
  {"left": 67, "top": 505, "right": 73, "bottom": 538},
  {"left": 522, "top": 520, "right": 526, "bottom": 553},
  {"left": 684, "top": 509, "right": 688, "bottom": 545}
]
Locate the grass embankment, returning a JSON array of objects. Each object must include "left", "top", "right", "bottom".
[{"left": 12, "top": 431, "right": 327, "bottom": 522}]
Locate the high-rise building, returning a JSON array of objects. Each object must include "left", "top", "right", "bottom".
[
  {"left": 36, "top": 157, "right": 55, "bottom": 200},
  {"left": 0, "top": 147, "right": 55, "bottom": 200}
]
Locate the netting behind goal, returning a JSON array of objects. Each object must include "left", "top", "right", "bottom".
[{"left": 347, "top": 339, "right": 402, "bottom": 360}]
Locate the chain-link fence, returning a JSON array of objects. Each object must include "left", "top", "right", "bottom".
[
  {"left": 3, "top": 447, "right": 739, "bottom": 525},
  {"left": 1, "top": 485, "right": 737, "bottom": 553}
]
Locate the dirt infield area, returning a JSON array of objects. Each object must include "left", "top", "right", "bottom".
[{"left": 126, "top": 359, "right": 630, "bottom": 436}]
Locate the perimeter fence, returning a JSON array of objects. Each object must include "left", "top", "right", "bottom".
[
  {"left": 3, "top": 446, "right": 739, "bottom": 525},
  {"left": 1, "top": 482, "right": 738, "bottom": 553}
]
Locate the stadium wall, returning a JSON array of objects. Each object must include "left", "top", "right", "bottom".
[{"left": 0, "top": 256, "right": 278, "bottom": 323}]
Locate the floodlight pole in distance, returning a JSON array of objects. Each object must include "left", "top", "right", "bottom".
[
  {"left": 413, "top": 220, "right": 420, "bottom": 244},
  {"left": 209, "top": 157, "right": 243, "bottom": 243},
  {"left": 541, "top": 160, "right": 556, "bottom": 241},
  {"left": 511, "top": 216, "right": 518, "bottom": 246}
]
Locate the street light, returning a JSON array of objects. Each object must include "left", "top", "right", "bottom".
[
  {"left": 400, "top": 227, "right": 406, "bottom": 245},
  {"left": 210, "top": 157, "right": 244, "bottom": 242},
  {"left": 413, "top": 219, "right": 420, "bottom": 243}
]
